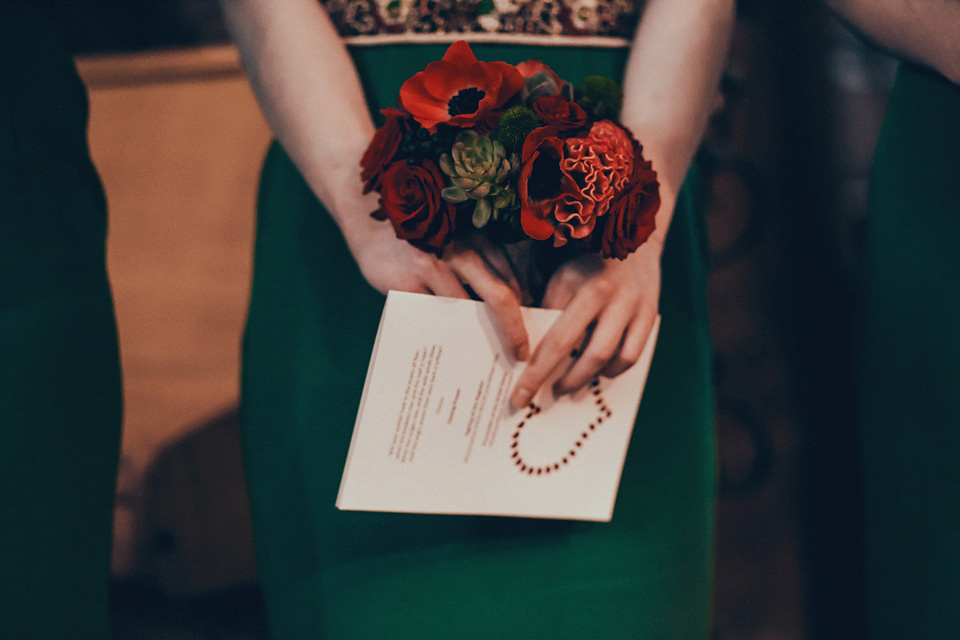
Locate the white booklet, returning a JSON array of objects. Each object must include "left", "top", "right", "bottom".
[{"left": 336, "top": 290, "right": 660, "bottom": 522}]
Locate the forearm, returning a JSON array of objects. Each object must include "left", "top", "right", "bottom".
[
  {"left": 828, "top": 0, "right": 960, "bottom": 84},
  {"left": 620, "top": 0, "right": 735, "bottom": 251},
  {"left": 220, "top": 0, "right": 381, "bottom": 245}
]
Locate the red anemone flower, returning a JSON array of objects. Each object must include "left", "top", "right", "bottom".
[
  {"left": 398, "top": 41, "right": 524, "bottom": 131},
  {"left": 518, "top": 126, "right": 578, "bottom": 243}
]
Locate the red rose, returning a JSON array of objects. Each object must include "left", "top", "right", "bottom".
[
  {"left": 532, "top": 94, "right": 587, "bottom": 131},
  {"left": 374, "top": 160, "right": 456, "bottom": 254},
  {"left": 600, "top": 153, "right": 660, "bottom": 260},
  {"left": 360, "top": 108, "right": 407, "bottom": 194},
  {"left": 398, "top": 41, "right": 524, "bottom": 131}
]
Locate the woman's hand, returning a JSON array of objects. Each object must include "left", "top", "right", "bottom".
[
  {"left": 510, "top": 239, "right": 663, "bottom": 409},
  {"left": 348, "top": 214, "right": 530, "bottom": 361}
]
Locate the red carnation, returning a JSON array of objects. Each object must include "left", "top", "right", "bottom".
[
  {"left": 374, "top": 160, "right": 456, "bottom": 254},
  {"left": 360, "top": 108, "right": 407, "bottom": 194},
  {"left": 533, "top": 94, "right": 588, "bottom": 131},
  {"left": 398, "top": 41, "right": 524, "bottom": 131},
  {"left": 601, "top": 151, "right": 660, "bottom": 260}
]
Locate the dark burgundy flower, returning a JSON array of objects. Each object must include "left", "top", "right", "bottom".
[
  {"left": 398, "top": 41, "right": 524, "bottom": 131},
  {"left": 600, "top": 149, "right": 660, "bottom": 260},
  {"left": 532, "top": 94, "right": 587, "bottom": 130},
  {"left": 374, "top": 160, "right": 456, "bottom": 254},
  {"left": 360, "top": 108, "right": 408, "bottom": 194}
]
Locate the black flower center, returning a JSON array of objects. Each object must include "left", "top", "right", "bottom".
[
  {"left": 447, "top": 87, "right": 486, "bottom": 117},
  {"left": 527, "top": 151, "right": 564, "bottom": 201}
]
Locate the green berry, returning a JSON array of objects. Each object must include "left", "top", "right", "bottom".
[{"left": 497, "top": 105, "right": 539, "bottom": 152}]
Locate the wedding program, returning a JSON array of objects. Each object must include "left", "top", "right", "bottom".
[{"left": 336, "top": 291, "right": 660, "bottom": 521}]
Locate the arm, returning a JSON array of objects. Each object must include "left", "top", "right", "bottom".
[
  {"left": 828, "top": 0, "right": 960, "bottom": 84},
  {"left": 220, "top": 0, "right": 530, "bottom": 358},
  {"left": 511, "top": 0, "right": 735, "bottom": 408}
]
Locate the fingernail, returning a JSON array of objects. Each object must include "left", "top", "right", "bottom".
[
  {"left": 512, "top": 387, "right": 531, "bottom": 410},
  {"left": 517, "top": 343, "right": 530, "bottom": 361}
]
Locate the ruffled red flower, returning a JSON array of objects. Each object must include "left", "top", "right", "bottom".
[
  {"left": 533, "top": 94, "right": 587, "bottom": 131},
  {"left": 360, "top": 108, "right": 408, "bottom": 194},
  {"left": 374, "top": 160, "right": 456, "bottom": 254},
  {"left": 398, "top": 41, "right": 524, "bottom": 131},
  {"left": 601, "top": 153, "right": 660, "bottom": 260},
  {"left": 561, "top": 120, "right": 633, "bottom": 220}
]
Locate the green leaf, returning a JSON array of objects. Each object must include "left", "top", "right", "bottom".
[
  {"left": 452, "top": 177, "right": 479, "bottom": 190},
  {"left": 473, "top": 198, "right": 492, "bottom": 227},
  {"left": 439, "top": 154, "right": 455, "bottom": 176},
  {"left": 442, "top": 187, "right": 468, "bottom": 203},
  {"left": 470, "top": 183, "right": 492, "bottom": 199}
]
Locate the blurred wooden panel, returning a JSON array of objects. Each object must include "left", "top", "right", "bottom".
[{"left": 79, "top": 46, "right": 272, "bottom": 576}]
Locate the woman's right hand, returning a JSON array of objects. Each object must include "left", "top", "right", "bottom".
[{"left": 349, "top": 216, "right": 531, "bottom": 362}]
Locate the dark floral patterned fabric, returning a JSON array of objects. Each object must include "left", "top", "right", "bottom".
[{"left": 321, "top": 0, "right": 641, "bottom": 39}]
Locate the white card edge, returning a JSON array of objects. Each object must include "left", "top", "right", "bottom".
[{"left": 335, "top": 291, "right": 394, "bottom": 507}]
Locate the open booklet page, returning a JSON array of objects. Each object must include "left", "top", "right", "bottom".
[{"left": 336, "top": 290, "right": 660, "bottom": 522}]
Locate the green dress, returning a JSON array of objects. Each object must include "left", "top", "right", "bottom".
[
  {"left": 858, "top": 63, "right": 960, "bottom": 638},
  {"left": 0, "top": 6, "right": 122, "bottom": 639},
  {"left": 242, "top": 43, "right": 715, "bottom": 639}
]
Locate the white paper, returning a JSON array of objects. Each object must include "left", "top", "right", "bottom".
[{"left": 336, "top": 290, "right": 660, "bottom": 522}]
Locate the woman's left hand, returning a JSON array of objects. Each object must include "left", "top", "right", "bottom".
[{"left": 510, "top": 240, "right": 663, "bottom": 409}]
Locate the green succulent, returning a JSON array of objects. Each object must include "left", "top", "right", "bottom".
[
  {"left": 521, "top": 70, "right": 561, "bottom": 104},
  {"left": 439, "top": 130, "right": 519, "bottom": 228}
]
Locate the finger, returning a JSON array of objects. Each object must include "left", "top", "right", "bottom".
[
  {"left": 448, "top": 251, "right": 530, "bottom": 361},
  {"left": 601, "top": 307, "right": 658, "bottom": 378},
  {"left": 510, "top": 289, "right": 605, "bottom": 408},
  {"left": 470, "top": 234, "right": 524, "bottom": 302},
  {"left": 424, "top": 261, "right": 471, "bottom": 299},
  {"left": 540, "top": 270, "right": 578, "bottom": 311},
  {"left": 554, "top": 302, "right": 635, "bottom": 395}
]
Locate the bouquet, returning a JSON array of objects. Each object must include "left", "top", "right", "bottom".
[{"left": 360, "top": 41, "right": 660, "bottom": 298}]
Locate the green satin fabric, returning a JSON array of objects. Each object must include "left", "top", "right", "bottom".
[
  {"left": 0, "top": 6, "right": 122, "bottom": 639},
  {"left": 241, "top": 43, "right": 715, "bottom": 639},
  {"left": 858, "top": 64, "right": 960, "bottom": 638}
]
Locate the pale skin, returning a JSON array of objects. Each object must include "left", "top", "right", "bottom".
[
  {"left": 827, "top": 0, "right": 960, "bottom": 85},
  {"left": 220, "top": 0, "right": 734, "bottom": 408}
]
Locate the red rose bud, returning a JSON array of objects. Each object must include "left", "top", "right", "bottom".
[
  {"left": 360, "top": 109, "right": 407, "bottom": 194},
  {"left": 377, "top": 160, "right": 456, "bottom": 254},
  {"left": 532, "top": 94, "right": 587, "bottom": 131},
  {"left": 601, "top": 157, "right": 660, "bottom": 260},
  {"left": 398, "top": 41, "right": 524, "bottom": 131}
]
